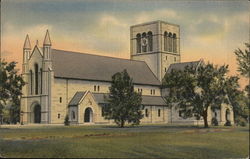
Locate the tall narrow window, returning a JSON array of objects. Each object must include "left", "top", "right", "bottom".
[
  {"left": 35, "top": 64, "right": 39, "bottom": 95},
  {"left": 145, "top": 109, "right": 149, "bottom": 117},
  {"left": 72, "top": 111, "right": 75, "bottom": 120},
  {"left": 59, "top": 97, "right": 62, "bottom": 103},
  {"left": 164, "top": 32, "right": 168, "bottom": 51},
  {"left": 30, "top": 70, "right": 33, "bottom": 95},
  {"left": 40, "top": 68, "right": 43, "bottom": 94},
  {"left": 97, "top": 85, "right": 100, "bottom": 92},
  {"left": 148, "top": 31, "right": 153, "bottom": 52},
  {"left": 153, "top": 89, "right": 155, "bottom": 95},
  {"left": 136, "top": 33, "right": 141, "bottom": 53},
  {"left": 142, "top": 32, "right": 147, "bottom": 52},
  {"left": 94, "top": 85, "right": 96, "bottom": 91},
  {"left": 173, "top": 33, "right": 177, "bottom": 53},
  {"left": 158, "top": 109, "right": 161, "bottom": 117},
  {"left": 168, "top": 33, "right": 172, "bottom": 52}
]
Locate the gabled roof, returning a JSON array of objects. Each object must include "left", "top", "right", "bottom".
[
  {"left": 68, "top": 91, "right": 86, "bottom": 106},
  {"left": 51, "top": 49, "right": 161, "bottom": 86},
  {"left": 93, "top": 93, "right": 167, "bottom": 106},
  {"left": 167, "top": 60, "right": 203, "bottom": 73}
]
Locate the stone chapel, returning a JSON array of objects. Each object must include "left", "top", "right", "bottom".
[{"left": 20, "top": 20, "right": 234, "bottom": 125}]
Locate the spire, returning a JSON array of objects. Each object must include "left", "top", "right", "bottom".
[
  {"left": 43, "top": 29, "right": 51, "bottom": 46},
  {"left": 23, "top": 34, "right": 31, "bottom": 49}
]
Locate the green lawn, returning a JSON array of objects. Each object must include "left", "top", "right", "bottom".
[{"left": 0, "top": 124, "right": 249, "bottom": 158}]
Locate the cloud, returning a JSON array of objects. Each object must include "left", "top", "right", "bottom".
[{"left": 134, "top": 9, "right": 179, "bottom": 24}]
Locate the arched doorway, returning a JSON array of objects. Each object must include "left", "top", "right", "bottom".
[
  {"left": 225, "top": 109, "right": 230, "bottom": 121},
  {"left": 33, "top": 104, "right": 41, "bottom": 123},
  {"left": 84, "top": 107, "right": 93, "bottom": 123}
]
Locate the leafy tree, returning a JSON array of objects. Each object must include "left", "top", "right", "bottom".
[
  {"left": 163, "top": 63, "right": 231, "bottom": 128},
  {"left": 234, "top": 43, "right": 250, "bottom": 78},
  {"left": 103, "top": 69, "right": 143, "bottom": 128},
  {"left": 0, "top": 60, "right": 25, "bottom": 124},
  {"left": 225, "top": 76, "right": 249, "bottom": 122},
  {"left": 234, "top": 43, "right": 250, "bottom": 122}
]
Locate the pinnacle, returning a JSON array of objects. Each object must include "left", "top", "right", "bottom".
[
  {"left": 43, "top": 29, "right": 51, "bottom": 46},
  {"left": 23, "top": 34, "right": 31, "bottom": 49}
]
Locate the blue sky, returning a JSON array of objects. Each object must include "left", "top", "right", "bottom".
[{"left": 1, "top": 0, "right": 249, "bottom": 86}]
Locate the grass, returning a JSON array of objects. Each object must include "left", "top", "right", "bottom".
[{"left": 0, "top": 124, "right": 249, "bottom": 158}]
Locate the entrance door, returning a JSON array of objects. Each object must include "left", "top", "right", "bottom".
[
  {"left": 34, "top": 104, "right": 41, "bottom": 123},
  {"left": 84, "top": 107, "right": 93, "bottom": 123}
]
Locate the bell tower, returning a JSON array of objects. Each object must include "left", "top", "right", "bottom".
[{"left": 130, "top": 20, "right": 180, "bottom": 81}]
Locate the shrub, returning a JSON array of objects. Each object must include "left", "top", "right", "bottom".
[
  {"left": 235, "top": 117, "right": 247, "bottom": 127},
  {"left": 211, "top": 117, "right": 218, "bottom": 126},
  {"left": 64, "top": 115, "right": 70, "bottom": 126},
  {"left": 224, "top": 120, "right": 232, "bottom": 126}
]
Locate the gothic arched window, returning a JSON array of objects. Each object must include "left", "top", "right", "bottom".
[
  {"left": 30, "top": 70, "right": 33, "bottom": 95},
  {"left": 164, "top": 31, "right": 168, "bottom": 51},
  {"left": 40, "top": 68, "right": 43, "bottom": 94},
  {"left": 168, "top": 32, "right": 173, "bottom": 52},
  {"left": 173, "top": 33, "right": 177, "bottom": 53},
  {"left": 142, "top": 32, "right": 147, "bottom": 52},
  {"left": 136, "top": 33, "right": 141, "bottom": 53},
  {"left": 147, "top": 31, "right": 153, "bottom": 52},
  {"left": 34, "top": 64, "right": 39, "bottom": 95}
]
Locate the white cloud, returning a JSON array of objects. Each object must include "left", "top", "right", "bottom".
[{"left": 135, "top": 9, "right": 179, "bottom": 24}]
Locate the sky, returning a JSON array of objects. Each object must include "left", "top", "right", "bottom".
[{"left": 1, "top": 0, "right": 249, "bottom": 88}]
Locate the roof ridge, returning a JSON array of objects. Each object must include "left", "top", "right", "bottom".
[{"left": 52, "top": 48, "right": 147, "bottom": 64}]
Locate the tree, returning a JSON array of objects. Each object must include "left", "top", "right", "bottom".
[
  {"left": 0, "top": 60, "right": 25, "bottom": 124},
  {"left": 234, "top": 43, "right": 250, "bottom": 122},
  {"left": 103, "top": 69, "right": 143, "bottom": 128},
  {"left": 234, "top": 43, "right": 250, "bottom": 78},
  {"left": 225, "top": 76, "right": 249, "bottom": 123},
  {"left": 163, "top": 63, "right": 231, "bottom": 128}
]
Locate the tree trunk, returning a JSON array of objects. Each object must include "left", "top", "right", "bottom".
[
  {"left": 120, "top": 120, "right": 125, "bottom": 128},
  {"left": 203, "top": 110, "right": 209, "bottom": 128}
]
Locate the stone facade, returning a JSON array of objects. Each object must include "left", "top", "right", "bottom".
[{"left": 20, "top": 20, "right": 234, "bottom": 126}]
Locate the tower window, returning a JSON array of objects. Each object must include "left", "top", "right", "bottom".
[
  {"left": 142, "top": 32, "right": 147, "bottom": 52},
  {"left": 58, "top": 114, "right": 60, "bottom": 119},
  {"left": 150, "top": 89, "right": 152, "bottom": 95},
  {"left": 136, "top": 33, "right": 141, "bottom": 53},
  {"left": 148, "top": 31, "right": 153, "bottom": 52},
  {"left": 59, "top": 97, "right": 62, "bottom": 103},
  {"left": 94, "top": 85, "right": 96, "bottom": 91},
  {"left": 164, "top": 31, "right": 168, "bottom": 51},
  {"left": 153, "top": 89, "right": 155, "bottom": 95},
  {"left": 173, "top": 33, "right": 177, "bottom": 53},
  {"left": 168, "top": 33, "right": 173, "bottom": 52},
  {"left": 97, "top": 85, "right": 100, "bottom": 92}
]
